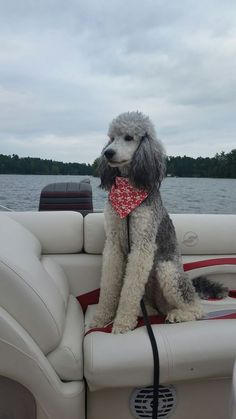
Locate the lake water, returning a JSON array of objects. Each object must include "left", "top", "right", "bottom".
[{"left": 0, "top": 174, "right": 236, "bottom": 214}]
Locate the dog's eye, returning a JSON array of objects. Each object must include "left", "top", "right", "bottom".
[
  {"left": 124, "top": 135, "right": 133, "bottom": 142},
  {"left": 110, "top": 137, "right": 115, "bottom": 142}
]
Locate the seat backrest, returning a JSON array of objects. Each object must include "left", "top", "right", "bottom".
[
  {"left": 0, "top": 214, "right": 68, "bottom": 354},
  {"left": 173, "top": 214, "right": 236, "bottom": 255},
  {"left": 39, "top": 180, "right": 93, "bottom": 216},
  {"left": 6, "top": 210, "right": 84, "bottom": 254},
  {"left": 84, "top": 213, "right": 236, "bottom": 255}
]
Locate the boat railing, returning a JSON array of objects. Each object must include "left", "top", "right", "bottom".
[{"left": 0, "top": 204, "right": 13, "bottom": 212}]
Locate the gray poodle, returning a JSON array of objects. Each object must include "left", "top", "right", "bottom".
[{"left": 90, "top": 111, "right": 227, "bottom": 334}]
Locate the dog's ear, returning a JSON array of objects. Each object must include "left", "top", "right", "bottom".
[
  {"left": 129, "top": 134, "right": 166, "bottom": 191},
  {"left": 99, "top": 156, "right": 119, "bottom": 190}
]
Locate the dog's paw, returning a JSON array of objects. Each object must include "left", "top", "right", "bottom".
[
  {"left": 112, "top": 323, "right": 133, "bottom": 334},
  {"left": 112, "top": 317, "right": 137, "bottom": 334},
  {"left": 166, "top": 306, "right": 203, "bottom": 323}
]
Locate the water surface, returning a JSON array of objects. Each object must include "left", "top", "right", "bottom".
[{"left": 0, "top": 175, "right": 235, "bottom": 214}]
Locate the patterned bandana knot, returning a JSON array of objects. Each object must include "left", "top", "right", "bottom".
[{"left": 109, "top": 176, "right": 149, "bottom": 218}]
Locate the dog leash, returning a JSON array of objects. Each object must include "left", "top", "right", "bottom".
[{"left": 126, "top": 214, "right": 160, "bottom": 419}]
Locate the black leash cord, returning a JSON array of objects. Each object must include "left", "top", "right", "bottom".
[
  {"left": 140, "top": 298, "right": 160, "bottom": 419},
  {"left": 126, "top": 215, "right": 160, "bottom": 419}
]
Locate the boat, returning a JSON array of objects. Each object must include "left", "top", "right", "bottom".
[{"left": 1, "top": 189, "right": 236, "bottom": 418}]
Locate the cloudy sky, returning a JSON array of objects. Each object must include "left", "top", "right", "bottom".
[{"left": 0, "top": 0, "right": 235, "bottom": 163}]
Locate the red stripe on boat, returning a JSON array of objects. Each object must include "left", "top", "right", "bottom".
[{"left": 183, "top": 258, "right": 236, "bottom": 271}]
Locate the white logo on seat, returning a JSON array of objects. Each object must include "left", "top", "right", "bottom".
[{"left": 182, "top": 231, "right": 199, "bottom": 247}]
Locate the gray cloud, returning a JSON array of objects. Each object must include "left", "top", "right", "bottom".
[{"left": 0, "top": 0, "right": 235, "bottom": 162}]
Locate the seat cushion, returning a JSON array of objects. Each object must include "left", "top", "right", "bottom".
[
  {"left": 84, "top": 213, "right": 105, "bottom": 254},
  {"left": 0, "top": 214, "right": 67, "bottom": 354},
  {"left": 84, "top": 213, "right": 236, "bottom": 255},
  {"left": 173, "top": 214, "right": 236, "bottom": 255},
  {"left": 84, "top": 302, "right": 236, "bottom": 391},
  {"left": 50, "top": 254, "right": 102, "bottom": 297},
  {"left": 8, "top": 211, "right": 84, "bottom": 254}
]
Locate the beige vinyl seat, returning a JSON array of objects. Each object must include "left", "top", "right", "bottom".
[
  {"left": 1, "top": 210, "right": 236, "bottom": 419},
  {"left": 83, "top": 213, "right": 236, "bottom": 419},
  {"left": 0, "top": 212, "right": 85, "bottom": 419}
]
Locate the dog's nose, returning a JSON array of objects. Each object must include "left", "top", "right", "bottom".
[{"left": 104, "top": 149, "right": 115, "bottom": 160}]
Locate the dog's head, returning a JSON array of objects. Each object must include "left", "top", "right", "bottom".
[{"left": 99, "top": 111, "right": 166, "bottom": 191}]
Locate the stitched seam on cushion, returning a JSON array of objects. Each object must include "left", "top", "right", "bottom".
[{"left": 0, "top": 259, "right": 61, "bottom": 341}]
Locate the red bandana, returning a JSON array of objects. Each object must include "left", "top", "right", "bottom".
[{"left": 109, "top": 177, "right": 149, "bottom": 218}]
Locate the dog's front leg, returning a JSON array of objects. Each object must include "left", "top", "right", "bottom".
[
  {"left": 112, "top": 207, "right": 157, "bottom": 334},
  {"left": 90, "top": 203, "right": 126, "bottom": 328}
]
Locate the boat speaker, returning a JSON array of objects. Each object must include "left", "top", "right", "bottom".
[{"left": 130, "top": 385, "right": 177, "bottom": 418}]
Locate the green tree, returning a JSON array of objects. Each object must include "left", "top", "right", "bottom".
[
  {"left": 0, "top": 150, "right": 236, "bottom": 178},
  {"left": 92, "top": 158, "right": 100, "bottom": 177}
]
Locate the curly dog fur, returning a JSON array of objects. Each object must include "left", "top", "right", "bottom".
[{"left": 90, "top": 111, "right": 226, "bottom": 334}]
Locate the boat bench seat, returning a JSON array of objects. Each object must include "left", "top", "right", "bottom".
[
  {"left": 83, "top": 213, "right": 236, "bottom": 391},
  {"left": 84, "top": 304, "right": 236, "bottom": 390},
  {"left": 0, "top": 211, "right": 86, "bottom": 381},
  {"left": 0, "top": 211, "right": 86, "bottom": 419},
  {"left": 1, "top": 210, "right": 236, "bottom": 419}
]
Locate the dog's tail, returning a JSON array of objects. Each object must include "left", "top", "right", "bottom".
[{"left": 192, "top": 277, "right": 229, "bottom": 300}]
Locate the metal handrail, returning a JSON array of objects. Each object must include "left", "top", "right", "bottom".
[{"left": 0, "top": 204, "right": 13, "bottom": 212}]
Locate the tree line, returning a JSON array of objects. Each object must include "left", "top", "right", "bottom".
[
  {"left": 0, "top": 154, "right": 94, "bottom": 175},
  {"left": 92, "top": 150, "right": 236, "bottom": 178},
  {"left": 0, "top": 149, "right": 235, "bottom": 178},
  {"left": 166, "top": 150, "right": 236, "bottom": 178}
]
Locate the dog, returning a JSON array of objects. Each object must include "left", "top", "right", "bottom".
[{"left": 90, "top": 111, "right": 228, "bottom": 334}]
